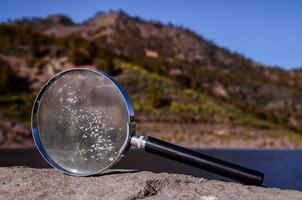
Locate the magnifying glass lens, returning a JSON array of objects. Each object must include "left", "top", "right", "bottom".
[{"left": 37, "top": 70, "right": 129, "bottom": 175}]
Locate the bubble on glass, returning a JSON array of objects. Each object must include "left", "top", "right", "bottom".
[{"left": 37, "top": 70, "right": 130, "bottom": 175}]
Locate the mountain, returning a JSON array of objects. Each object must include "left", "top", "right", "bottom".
[{"left": 0, "top": 11, "right": 301, "bottom": 148}]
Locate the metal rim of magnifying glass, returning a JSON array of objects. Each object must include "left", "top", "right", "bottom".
[{"left": 31, "top": 68, "right": 136, "bottom": 176}]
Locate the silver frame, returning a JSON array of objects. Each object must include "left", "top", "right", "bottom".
[{"left": 31, "top": 68, "right": 136, "bottom": 176}]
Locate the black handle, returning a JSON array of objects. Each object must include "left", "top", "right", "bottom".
[{"left": 144, "top": 136, "right": 264, "bottom": 186}]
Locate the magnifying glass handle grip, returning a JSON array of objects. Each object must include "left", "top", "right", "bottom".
[{"left": 144, "top": 136, "right": 264, "bottom": 186}]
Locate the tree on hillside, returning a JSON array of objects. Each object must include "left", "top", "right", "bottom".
[
  {"left": 67, "top": 40, "right": 94, "bottom": 66},
  {"left": 0, "top": 58, "right": 29, "bottom": 94}
]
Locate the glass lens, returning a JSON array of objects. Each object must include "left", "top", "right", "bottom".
[{"left": 36, "top": 69, "right": 130, "bottom": 175}]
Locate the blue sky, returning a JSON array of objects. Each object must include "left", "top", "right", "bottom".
[{"left": 1, "top": 0, "right": 301, "bottom": 69}]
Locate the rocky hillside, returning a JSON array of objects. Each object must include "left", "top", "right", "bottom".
[{"left": 0, "top": 11, "right": 302, "bottom": 148}]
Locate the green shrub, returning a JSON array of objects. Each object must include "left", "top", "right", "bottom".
[
  {"left": 68, "top": 49, "right": 93, "bottom": 66},
  {"left": 96, "top": 57, "right": 122, "bottom": 76},
  {"left": 25, "top": 56, "right": 38, "bottom": 68},
  {"left": 148, "top": 88, "right": 171, "bottom": 108}
]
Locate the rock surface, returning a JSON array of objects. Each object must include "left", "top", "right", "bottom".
[{"left": 0, "top": 167, "right": 301, "bottom": 200}]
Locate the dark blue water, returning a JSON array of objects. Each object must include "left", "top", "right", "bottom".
[{"left": 0, "top": 148, "right": 301, "bottom": 191}]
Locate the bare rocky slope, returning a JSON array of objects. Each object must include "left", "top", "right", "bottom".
[{"left": 0, "top": 167, "right": 301, "bottom": 200}]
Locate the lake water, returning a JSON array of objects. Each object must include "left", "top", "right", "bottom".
[{"left": 0, "top": 148, "right": 301, "bottom": 191}]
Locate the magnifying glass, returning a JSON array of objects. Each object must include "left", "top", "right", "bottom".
[{"left": 32, "top": 68, "right": 264, "bottom": 185}]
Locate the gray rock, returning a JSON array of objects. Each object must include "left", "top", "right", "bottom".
[{"left": 0, "top": 167, "right": 301, "bottom": 200}]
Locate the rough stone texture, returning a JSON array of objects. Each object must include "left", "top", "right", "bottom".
[{"left": 0, "top": 167, "right": 301, "bottom": 200}]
